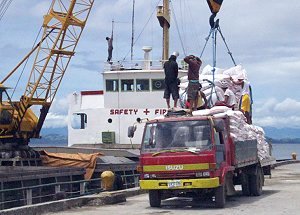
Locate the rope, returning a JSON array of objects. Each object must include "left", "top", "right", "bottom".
[
  {"left": 10, "top": 3, "right": 53, "bottom": 98},
  {"left": 11, "top": 27, "right": 43, "bottom": 99},
  {"left": 217, "top": 26, "right": 237, "bottom": 66},
  {"left": 0, "top": 0, "right": 13, "bottom": 22},
  {"left": 122, "top": 0, "right": 162, "bottom": 61}
]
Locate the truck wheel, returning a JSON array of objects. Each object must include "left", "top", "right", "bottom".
[
  {"left": 149, "top": 190, "right": 161, "bottom": 207},
  {"left": 241, "top": 173, "right": 251, "bottom": 196},
  {"left": 250, "top": 167, "right": 263, "bottom": 196},
  {"left": 215, "top": 184, "right": 226, "bottom": 208}
]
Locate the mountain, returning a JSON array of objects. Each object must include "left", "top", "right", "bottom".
[
  {"left": 40, "top": 127, "right": 68, "bottom": 136},
  {"left": 262, "top": 127, "right": 300, "bottom": 139},
  {"left": 29, "top": 127, "right": 68, "bottom": 146}
]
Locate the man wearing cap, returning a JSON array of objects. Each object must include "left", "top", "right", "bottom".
[
  {"left": 184, "top": 55, "right": 202, "bottom": 112},
  {"left": 163, "top": 52, "right": 179, "bottom": 108}
]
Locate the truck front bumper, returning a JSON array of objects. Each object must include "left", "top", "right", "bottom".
[{"left": 140, "top": 177, "right": 220, "bottom": 190}]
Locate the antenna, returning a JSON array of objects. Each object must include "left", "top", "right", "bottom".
[{"left": 131, "top": 0, "right": 135, "bottom": 61}]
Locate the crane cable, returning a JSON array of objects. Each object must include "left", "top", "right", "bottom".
[
  {"left": 10, "top": 4, "right": 53, "bottom": 98},
  {"left": 0, "top": 0, "right": 13, "bottom": 22}
]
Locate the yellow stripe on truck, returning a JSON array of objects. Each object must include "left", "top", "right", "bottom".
[
  {"left": 143, "top": 163, "right": 210, "bottom": 172},
  {"left": 140, "top": 178, "right": 220, "bottom": 190}
]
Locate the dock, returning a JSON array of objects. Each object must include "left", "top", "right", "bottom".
[{"left": 1, "top": 161, "right": 299, "bottom": 215}]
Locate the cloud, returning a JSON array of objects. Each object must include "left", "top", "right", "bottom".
[
  {"left": 43, "top": 112, "right": 68, "bottom": 128},
  {"left": 253, "top": 98, "right": 300, "bottom": 128},
  {"left": 49, "top": 96, "right": 72, "bottom": 115},
  {"left": 30, "top": 1, "right": 49, "bottom": 17}
]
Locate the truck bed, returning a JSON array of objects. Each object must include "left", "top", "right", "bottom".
[
  {"left": 234, "top": 139, "right": 275, "bottom": 168},
  {"left": 234, "top": 140, "right": 258, "bottom": 168}
]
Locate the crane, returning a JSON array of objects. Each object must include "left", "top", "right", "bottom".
[{"left": 0, "top": 0, "right": 94, "bottom": 155}]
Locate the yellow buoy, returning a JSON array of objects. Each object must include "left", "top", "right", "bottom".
[{"left": 101, "top": 171, "right": 115, "bottom": 191}]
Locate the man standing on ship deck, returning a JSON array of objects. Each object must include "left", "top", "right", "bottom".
[
  {"left": 163, "top": 52, "right": 180, "bottom": 109},
  {"left": 184, "top": 55, "right": 202, "bottom": 112},
  {"left": 106, "top": 31, "right": 113, "bottom": 63}
]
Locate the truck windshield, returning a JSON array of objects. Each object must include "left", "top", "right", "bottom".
[{"left": 141, "top": 120, "right": 212, "bottom": 152}]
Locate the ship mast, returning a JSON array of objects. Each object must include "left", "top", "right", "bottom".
[{"left": 157, "top": 0, "right": 170, "bottom": 61}]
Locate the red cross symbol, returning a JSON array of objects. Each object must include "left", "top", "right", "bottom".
[{"left": 143, "top": 108, "right": 150, "bottom": 115}]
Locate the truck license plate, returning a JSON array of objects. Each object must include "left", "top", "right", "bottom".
[{"left": 168, "top": 180, "right": 182, "bottom": 188}]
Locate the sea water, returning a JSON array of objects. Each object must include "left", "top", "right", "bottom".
[{"left": 272, "top": 143, "right": 300, "bottom": 160}]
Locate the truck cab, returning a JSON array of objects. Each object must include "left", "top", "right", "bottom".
[{"left": 136, "top": 112, "right": 232, "bottom": 208}]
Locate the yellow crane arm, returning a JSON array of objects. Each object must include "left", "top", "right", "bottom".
[
  {"left": 0, "top": 0, "right": 95, "bottom": 145},
  {"left": 20, "top": 0, "right": 95, "bottom": 136}
]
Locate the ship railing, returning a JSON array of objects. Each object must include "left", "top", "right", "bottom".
[
  {"left": 0, "top": 172, "right": 140, "bottom": 210},
  {"left": 103, "top": 59, "right": 189, "bottom": 71},
  {"left": 103, "top": 59, "right": 167, "bottom": 71}
]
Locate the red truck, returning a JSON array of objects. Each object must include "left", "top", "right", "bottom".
[{"left": 129, "top": 111, "right": 275, "bottom": 208}]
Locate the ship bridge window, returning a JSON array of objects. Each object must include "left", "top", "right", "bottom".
[
  {"left": 71, "top": 113, "right": 87, "bottom": 129},
  {"left": 136, "top": 79, "right": 149, "bottom": 91},
  {"left": 152, "top": 79, "right": 165, "bottom": 91},
  {"left": 121, "top": 79, "right": 134, "bottom": 91},
  {"left": 106, "top": 80, "right": 119, "bottom": 92}
]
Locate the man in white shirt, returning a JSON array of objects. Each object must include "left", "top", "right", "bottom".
[
  {"left": 218, "top": 80, "right": 236, "bottom": 109},
  {"left": 230, "top": 75, "right": 252, "bottom": 124}
]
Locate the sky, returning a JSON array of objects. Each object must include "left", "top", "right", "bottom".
[{"left": 0, "top": 0, "right": 300, "bottom": 129}]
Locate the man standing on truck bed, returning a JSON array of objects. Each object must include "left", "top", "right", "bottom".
[
  {"left": 184, "top": 55, "right": 202, "bottom": 112},
  {"left": 230, "top": 75, "right": 252, "bottom": 124},
  {"left": 163, "top": 52, "right": 179, "bottom": 109}
]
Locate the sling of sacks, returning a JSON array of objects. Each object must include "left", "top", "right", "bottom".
[
  {"left": 179, "top": 64, "right": 248, "bottom": 107},
  {"left": 193, "top": 106, "right": 271, "bottom": 161}
]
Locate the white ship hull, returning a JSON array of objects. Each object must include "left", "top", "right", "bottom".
[{"left": 68, "top": 67, "right": 187, "bottom": 147}]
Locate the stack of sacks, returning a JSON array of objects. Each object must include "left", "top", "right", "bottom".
[
  {"left": 192, "top": 105, "right": 231, "bottom": 116},
  {"left": 179, "top": 64, "right": 247, "bottom": 107},
  {"left": 215, "top": 109, "right": 270, "bottom": 161},
  {"left": 192, "top": 107, "right": 271, "bottom": 161}
]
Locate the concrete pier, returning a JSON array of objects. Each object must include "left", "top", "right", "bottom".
[{"left": 2, "top": 161, "right": 300, "bottom": 215}]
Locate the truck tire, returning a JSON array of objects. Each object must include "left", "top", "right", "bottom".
[
  {"left": 149, "top": 190, "right": 161, "bottom": 207},
  {"left": 250, "top": 167, "right": 263, "bottom": 196},
  {"left": 215, "top": 184, "right": 226, "bottom": 208},
  {"left": 241, "top": 173, "right": 251, "bottom": 196}
]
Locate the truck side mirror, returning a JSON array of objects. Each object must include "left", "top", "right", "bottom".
[
  {"left": 128, "top": 125, "right": 137, "bottom": 138},
  {"left": 214, "top": 120, "right": 225, "bottom": 132}
]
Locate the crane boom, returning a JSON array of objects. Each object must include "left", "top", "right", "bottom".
[{"left": 0, "top": 0, "right": 94, "bottom": 146}]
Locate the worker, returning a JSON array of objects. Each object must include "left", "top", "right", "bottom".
[
  {"left": 197, "top": 85, "right": 208, "bottom": 110},
  {"left": 184, "top": 55, "right": 202, "bottom": 112},
  {"left": 230, "top": 75, "right": 252, "bottom": 124},
  {"left": 106, "top": 32, "right": 113, "bottom": 63},
  {"left": 217, "top": 80, "right": 236, "bottom": 109},
  {"left": 163, "top": 52, "right": 179, "bottom": 109},
  {"left": 186, "top": 85, "right": 208, "bottom": 110}
]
